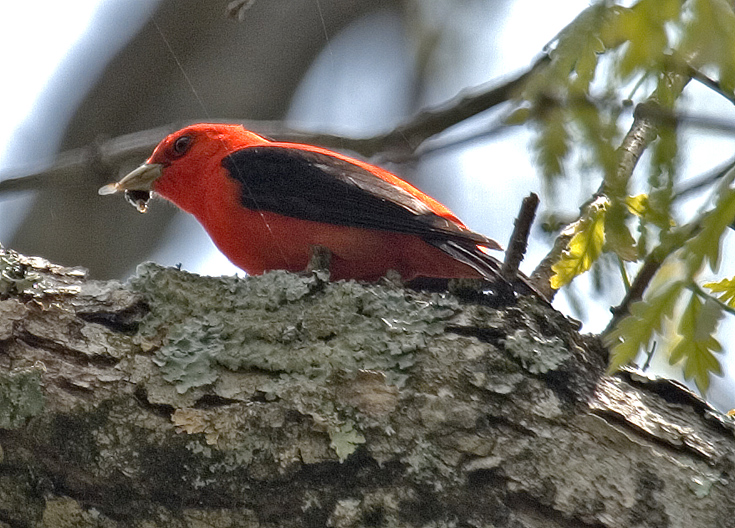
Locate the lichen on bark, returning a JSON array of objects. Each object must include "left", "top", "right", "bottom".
[{"left": 1, "top": 247, "right": 734, "bottom": 527}]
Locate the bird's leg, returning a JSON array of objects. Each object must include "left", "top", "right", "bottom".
[{"left": 306, "top": 244, "right": 332, "bottom": 280}]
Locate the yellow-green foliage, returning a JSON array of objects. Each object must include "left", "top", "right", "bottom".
[
  {"left": 516, "top": 0, "right": 735, "bottom": 394},
  {"left": 604, "top": 280, "right": 683, "bottom": 373},
  {"left": 551, "top": 198, "right": 606, "bottom": 289},
  {"left": 685, "top": 183, "right": 735, "bottom": 272},
  {"left": 705, "top": 277, "right": 735, "bottom": 307},
  {"left": 606, "top": 174, "right": 735, "bottom": 391},
  {"left": 601, "top": 0, "right": 680, "bottom": 79},
  {"left": 668, "top": 294, "right": 723, "bottom": 393},
  {"left": 681, "top": 0, "right": 735, "bottom": 92}
]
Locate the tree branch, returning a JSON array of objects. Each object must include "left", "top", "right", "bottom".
[
  {"left": 529, "top": 103, "right": 658, "bottom": 301},
  {"left": 0, "top": 56, "right": 550, "bottom": 196},
  {"left": 2, "top": 245, "right": 734, "bottom": 526},
  {"left": 530, "top": 64, "right": 695, "bottom": 305}
]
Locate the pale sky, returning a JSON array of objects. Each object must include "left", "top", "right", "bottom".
[{"left": 0, "top": 1, "right": 101, "bottom": 167}]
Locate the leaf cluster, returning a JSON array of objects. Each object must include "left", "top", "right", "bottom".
[{"left": 513, "top": 0, "right": 735, "bottom": 394}]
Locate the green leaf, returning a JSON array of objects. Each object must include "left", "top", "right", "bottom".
[
  {"left": 574, "top": 100, "right": 621, "bottom": 181},
  {"left": 668, "top": 294, "right": 723, "bottom": 393},
  {"left": 505, "top": 106, "right": 531, "bottom": 126},
  {"left": 599, "top": 6, "right": 630, "bottom": 50},
  {"left": 538, "top": 3, "right": 611, "bottom": 94},
  {"left": 646, "top": 186, "right": 676, "bottom": 231},
  {"left": 605, "top": 200, "right": 638, "bottom": 261},
  {"left": 534, "top": 107, "right": 569, "bottom": 182},
  {"left": 704, "top": 277, "right": 735, "bottom": 307},
  {"left": 681, "top": 0, "right": 735, "bottom": 93},
  {"left": 605, "top": 280, "right": 684, "bottom": 373},
  {"left": 685, "top": 183, "right": 735, "bottom": 272},
  {"left": 603, "top": 0, "right": 680, "bottom": 80},
  {"left": 551, "top": 199, "right": 606, "bottom": 289},
  {"left": 626, "top": 194, "right": 648, "bottom": 217}
]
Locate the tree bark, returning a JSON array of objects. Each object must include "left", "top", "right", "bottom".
[{"left": 0, "top": 246, "right": 733, "bottom": 527}]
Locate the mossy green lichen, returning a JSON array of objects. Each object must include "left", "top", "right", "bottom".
[
  {"left": 129, "top": 264, "right": 460, "bottom": 460},
  {"left": 0, "top": 246, "right": 84, "bottom": 300},
  {"left": 0, "top": 367, "right": 45, "bottom": 429},
  {"left": 130, "top": 264, "right": 459, "bottom": 394},
  {"left": 0, "top": 251, "right": 42, "bottom": 298},
  {"left": 504, "top": 329, "right": 571, "bottom": 374},
  {"left": 328, "top": 421, "right": 366, "bottom": 461}
]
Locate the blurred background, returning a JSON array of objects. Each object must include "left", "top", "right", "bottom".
[
  {"left": 2, "top": 0, "right": 735, "bottom": 408},
  {"left": 0, "top": 0, "right": 591, "bottom": 278}
]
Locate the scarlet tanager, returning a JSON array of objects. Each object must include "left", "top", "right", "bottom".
[{"left": 99, "top": 123, "right": 505, "bottom": 282}]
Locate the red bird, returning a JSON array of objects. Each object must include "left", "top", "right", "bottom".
[{"left": 99, "top": 123, "right": 503, "bottom": 282}]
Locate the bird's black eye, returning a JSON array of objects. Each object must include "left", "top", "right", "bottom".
[{"left": 172, "top": 135, "right": 192, "bottom": 156}]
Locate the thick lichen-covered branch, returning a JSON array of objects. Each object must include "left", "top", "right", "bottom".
[{"left": 1, "top": 245, "right": 734, "bottom": 527}]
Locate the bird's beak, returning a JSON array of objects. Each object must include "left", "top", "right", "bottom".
[
  {"left": 98, "top": 163, "right": 163, "bottom": 213},
  {"left": 98, "top": 162, "right": 163, "bottom": 195}
]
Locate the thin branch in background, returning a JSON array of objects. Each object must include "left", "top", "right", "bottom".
[
  {"left": 0, "top": 56, "right": 549, "bottom": 196},
  {"left": 409, "top": 110, "right": 514, "bottom": 161},
  {"left": 680, "top": 56, "right": 735, "bottom": 106},
  {"left": 0, "top": 123, "right": 197, "bottom": 195},
  {"left": 413, "top": 90, "right": 735, "bottom": 164},
  {"left": 635, "top": 103, "right": 735, "bottom": 137},
  {"left": 297, "top": 53, "right": 550, "bottom": 159},
  {"left": 226, "top": 0, "right": 257, "bottom": 21},
  {"left": 606, "top": 253, "right": 663, "bottom": 332},
  {"left": 673, "top": 155, "right": 735, "bottom": 202},
  {"left": 641, "top": 341, "right": 656, "bottom": 371},
  {"left": 367, "top": 53, "right": 550, "bottom": 156}
]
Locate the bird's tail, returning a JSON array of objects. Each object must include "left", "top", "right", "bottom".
[{"left": 432, "top": 239, "right": 541, "bottom": 298}]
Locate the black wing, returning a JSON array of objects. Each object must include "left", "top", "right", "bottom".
[{"left": 221, "top": 146, "right": 497, "bottom": 246}]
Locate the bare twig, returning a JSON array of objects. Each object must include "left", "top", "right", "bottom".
[
  {"left": 502, "top": 193, "right": 540, "bottom": 284},
  {"left": 606, "top": 253, "right": 663, "bottom": 332},
  {"left": 365, "top": 53, "right": 550, "bottom": 156},
  {"left": 641, "top": 341, "right": 656, "bottom": 371},
  {"left": 0, "top": 125, "right": 184, "bottom": 195},
  {"left": 673, "top": 155, "right": 735, "bottom": 201},
  {"left": 634, "top": 103, "right": 735, "bottom": 136}
]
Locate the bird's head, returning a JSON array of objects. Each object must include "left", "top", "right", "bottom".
[{"left": 98, "top": 123, "right": 269, "bottom": 213}]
